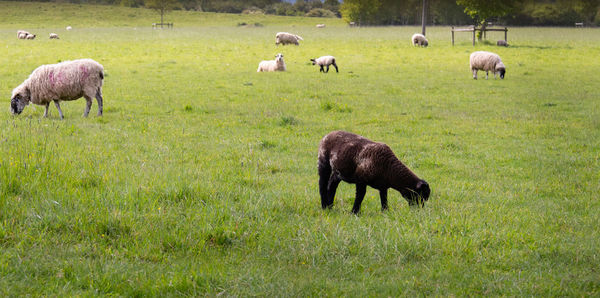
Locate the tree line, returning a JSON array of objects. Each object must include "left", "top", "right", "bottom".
[{"left": 15, "top": 0, "right": 600, "bottom": 26}]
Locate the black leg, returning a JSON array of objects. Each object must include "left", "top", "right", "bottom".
[
  {"left": 325, "top": 65, "right": 329, "bottom": 73},
  {"left": 320, "top": 65, "right": 324, "bottom": 73},
  {"left": 95, "top": 89, "right": 103, "bottom": 116},
  {"left": 327, "top": 174, "right": 341, "bottom": 207},
  {"left": 318, "top": 160, "right": 332, "bottom": 209},
  {"left": 352, "top": 183, "right": 367, "bottom": 214},
  {"left": 379, "top": 188, "right": 388, "bottom": 211},
  {"left": 332, "top": 62, "right": 338, "bottom": 73}
]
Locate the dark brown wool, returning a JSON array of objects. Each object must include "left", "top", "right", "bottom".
[{"left": 318, "top": 131, "right": 430, "bottom": 213}]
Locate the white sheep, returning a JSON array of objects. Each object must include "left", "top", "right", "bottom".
[
  {"left": 66, "top": 26, "right": 72, "bottom": 30},
  {"left": 11, "top": 59, "right": 105, "bottom": 119},
  {"left": 257, "top": 53, "right": 286, "bottom": 72},
  {"left": 17, "top": 30, "right": 30, "bottom": 39},
  {"left": 275, "top": 32, "right": 303, "bottom": 46},
  {"left": 310, "top": 56, "right": 338, "bottom": 73},
  {"left": 411, "top": 33, "right": 428, "bottom": 47},
  {"left": 25, "top": 34, "right": 36, "bottom": 40},
  {"left": 497, "top": 40, "right": 509, "bottom": 47},
  {"left": 49, "top": 33, "right": 59, "bottom": 39},
  {"left": 469, "top": 51, "right": 506, "bottom": 80},
  {"left": 316, "top": 24, "right": 325, "bottom": 28}
]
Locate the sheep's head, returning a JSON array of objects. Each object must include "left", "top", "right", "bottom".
[
  {"left": 10, "top": 86, "right": 30, "bottom": 115},
  {"left": 422, "top": 40, "right": 428, "bottom": 47},
  {"left": 310, "top": 58, "right": 316, "bottom": 65},
  {"left": 496, "top": 64, "right": 506, "bottom": 79},
  {"left": 275, "top": 53, "right": 284, "bottom": 63},
  {"left": 405, "top": 180, "right": 430, "bottom": 207}
]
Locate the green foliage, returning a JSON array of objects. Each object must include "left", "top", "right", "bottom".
[
  {"left": 340, "top": 0, "right": 381, "bottom": 25},
  {"left": 1, "top": 2, "right": 600, "bottom": 296},
  {"left": 456, "top": 0, "right": 518, "bottom": 23},
  {"left": 305, "top": 8, "right": 337, "bottom": 18}
]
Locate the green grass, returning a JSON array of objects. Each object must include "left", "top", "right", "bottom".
[{"left": 1, "top": 1, "right": 600, "bottom": 296}]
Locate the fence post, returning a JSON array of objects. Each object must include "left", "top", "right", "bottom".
[
  {"left": 504, "top": 27, "right": 507, "bottom": 42},
  {"left": 472, "top": 28, "right": 475, "bottom": 46},
  {"left": 451, "top": 27, "right": 454, "bottom": 46}
]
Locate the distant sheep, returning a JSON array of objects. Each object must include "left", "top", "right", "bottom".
[
  {"left": 497, "top": 40, "right": 509, "bottom": 47},
  {"left": 316, "top": 24, "right": 325, "bottom": 28},
  {"left": 318, "top": 130, "right": 431, "bottom": 213},
  {"left": 470, "top": 51, "right": 506, "bottom": 80},
  {"left": 310, "top": 55, "right": 338, "bottom": 73},
  {"left": 25, "top": 34, "right": 36, "bottom": 40},
  {"left": 411, "top": 33, "right": 428, "bottom": 47},
  {"left": 11, "top": 59, "right": 104, "bottom": 119},
  {"left": 66, "top": 26, "right": 72, "bottom": 30},
  {"left": 49, "top": 33, "right": 59, "bottom": 39},
  {"left": 275, "top": 32, "right": 303, "bottom": 46},
  {"left": 17, "top": 30, "right": 30, "bottom": 39},
  {"left": 257, "top": 53, "right": 286, "bottom": 72}
]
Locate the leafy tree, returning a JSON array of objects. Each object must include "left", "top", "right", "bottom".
[
  {"left": 145, "top": 0, "right": 179, "bottom": 24},
  {"left": 457, "top": 0, "right": 517, "bottom": 39},
  {"left": 340, "top": 0, "right": 381, "bottom": 25}
]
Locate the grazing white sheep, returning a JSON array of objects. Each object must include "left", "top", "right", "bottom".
[
  {"left": 310, "top": 56, "right": 338, "bottom": 73},
  {"left": 66, "top": 26, "right": 72, "bottom": 30},
  {"left": 17, "top": 30, "right": 30, "bottom": 39},
  {"left": 497, "top": 40, "right": 509, "bottom": 47},
  {"left": 275, "top": 32, "right": 303, "bottom": 46},
  {"left": 316, "top": 24, "right": 325, "bottom": 28},
  {"left": 469, "top": 51, "right": 506, "bottom": 80},
  {"left": 25, "top": 34, "right": 36, "bottom": 40},
  {"left": 257, "top": 53, "right": 286, "bottom": 72},
  {"left": 49, "top": 33, "right": 59, "bottom": 39},
  {"left": 411, "top": 33, "right": 428, "bottom": 47},
  {"left": 10, "top": 59, "right": 105, "bottom": 119}
]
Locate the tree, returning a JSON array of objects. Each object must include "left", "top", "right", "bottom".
[
  {"left": 456, "top": 0, "right": 517, "bottom": 39},
  {"left": 340, "top": 0, "right": 381, "bottom": 25},
  {"left": 145, "top": 0, "right": 179, "bottom": 25}
]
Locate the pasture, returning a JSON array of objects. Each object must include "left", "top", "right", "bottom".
[{"left": 1, "top": 1, "right": 599, "bottom": 295}]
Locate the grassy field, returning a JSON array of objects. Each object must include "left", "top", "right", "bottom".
[{"left": 1, "top": 1, "right": 599, "bottom": 295}]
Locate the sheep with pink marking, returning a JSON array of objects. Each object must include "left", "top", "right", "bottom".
[{"left": 11, "top": 59, "right": 104, "bottom": 119}]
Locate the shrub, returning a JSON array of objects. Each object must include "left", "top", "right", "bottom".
[{"left": 305, "top": 8, "right": 337, "bottom": 18}]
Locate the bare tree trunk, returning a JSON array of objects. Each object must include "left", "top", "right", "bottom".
[{"left": 421, "top": 0, "right": 427, "bottom": 35}]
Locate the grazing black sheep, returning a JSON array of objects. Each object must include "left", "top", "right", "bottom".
[{"left": 318, "top": 131, "right": 430, "bottom": 213}]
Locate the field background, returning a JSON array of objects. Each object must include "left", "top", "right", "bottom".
[{"left": 1, "top": 1, "right": 599, "bottom": 295}]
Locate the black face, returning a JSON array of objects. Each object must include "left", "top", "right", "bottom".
[
  {"left": 499, "top": 68, "right": 506, "bottom": 79},
  {"left": 310, "top": 59, "right": 316, "bottom": 65},
  {"left": 405, "top": 180, "right": 430, "bottom": 207},
  {"left": 10, "top": 96, "right": 21, "bottom": 115}
]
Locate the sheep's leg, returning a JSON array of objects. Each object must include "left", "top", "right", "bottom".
[
  {"left": 332, "top": 62, "right": 339, "bottom": 73},
  {"left": 83, "top": 95, "right": 92, "bottom": 117},
  {"left": 318, "top": 160, "right": 332, "bottom": 209},
  {"left": 351, "top": 183, "right": 367, "bottom": 214},
  {"left": 472, "top": 69, "right": 477, "bottom": 80},
  {"left": 326, "top": 174, "right": 341, "bottom": 207},
  {"left": 320, "top": 65, "right": 324, "bottom": 73},
  {"left": 54, "top": 100, "right": 64, "bottom": 119},
  {"left": 379, "top": 189, "right": 388, "bottom": 211},
  {"left": 95, "top": 89, "right": 103, "bottom": 116},
  {"left": 485, "top": 71, "right": 489, "bottom": 80},
  {"left": 325, "top": 65, "right": 330, "bottom": 73},
  {"left": 43, "top": 102, "right": 50, "bottom": 118}
]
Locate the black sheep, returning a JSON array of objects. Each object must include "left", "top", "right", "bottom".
[{"left": 318, "top": 131, "right": 430, "bottom": 213}]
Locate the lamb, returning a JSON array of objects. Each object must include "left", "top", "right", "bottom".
[
  {"left": 275, "top": 32, "right": 303, "bottom": 46},
  {"left": 318, "top": 131, "right": 431, "bottom": 213},
  {"left": 257, "top": 53, "right": 286, "bottom": 72},
  {"left": 497, "top": 40, "right": 509, "bottom": 47},
  {"left": 316, "top": 24, "right": 325, "bottom": 28},
  {"left": 469, "top": 51, "right": 506, "bottom": 80},
  {"left": 49, "top": 33, "right": 59, "bottom": 39},
  {"left": 310, "top": 55, "right": 338, "bottom": 73},
  {"left": 25, "top": 34, "right": 36, "bottom": 40},
  {"left": 411, "top": 33, "right": 428, "bottom": 47},
  {"left": 17, "top": 30, "right": 30, "bottom": 39},
  {"left": 66, "top": 26, "right": 72, "bottom": 30},
  {"left": 10, "top": 59, "right": 104, "bottom": 119}
]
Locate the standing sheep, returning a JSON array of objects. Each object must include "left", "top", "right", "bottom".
[
  {"left": 316, "top": 24, "right": 326, "bottom": 28},
  {"left": 275, "top": 32, "right": 303, "bottom": 46},
  {"left": 66, "top": 26, "right": 72, "bottom": 30},
  {"left": 257, "top": 53, "right": 286, "bottom": 72},
  {"left": 497, "top": 40, "right": 509, "bottom": 47},
  {"left": 318, "top": 131, "right": 431, "bottom": 213},
  {"left": 470, "top": 51, "right": 506, "bottom": 80},
  {"left": 11, "top": 59, "right": 105, "bottom": 119},
  {"left": 25, "top": 34, "right": 36, "bottom": 40},
  {"left": 411, "top": 33, "right": 428, "bottom": 47},
  {"left": 49, "top": 33, "right": 59, "bottom": 39},
  {"left": 17, "top": 30, "right": 30, "bottom": 39},
  {"left": 310, "top": 56, "right": 338, "bottom": 73}
]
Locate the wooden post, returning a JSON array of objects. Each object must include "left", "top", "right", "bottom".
[
  {"left": 451, "top": 27, "right": 454, "bottom": 46},
  {"left": 421, "top": 0, "right": 427, "bottom": 36},
  {"left": 472, "top": 28, "right": 475, "bottom": 46},
  {"left": 504, "top": 27, "right": 507, "bottom": 42}
]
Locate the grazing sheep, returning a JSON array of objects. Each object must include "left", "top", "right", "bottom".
[
  {"left": 11, "top": 59, "right": 104, "bottom": 119},
  {"left": 470, "top": 51, "right": 506, "bottom": 80},
  {"left": 66, "top": 26, "right": 72, "bottom": 30},
  {"left": 49, "top": 33, "right": 59, "bottom": 39},
  {"left": 275, "top": 32, "right": 303, "bottom": 46},
  {"left": 318, "top": 131, "right": 431, "bottom": 213},
  {"left": 257, "top": 53, "right": 286, "bottom": 72},
  {"left": 411, "top": 33, "right": 428, "bottom": 47},
  {"left": 497, "top": 40, "right": 509, "bottom": 47},
  {"left": 310, "top": 55, "right": 338, "bottom": 73},
  {"left": 17, "top": 30, "right": 30, "bottom": 39},
  {"left": 316, "top": 24, "right": 325, "bottom": 28},
  {"left": 25, "top": 34, "right": 36, "bottom": 40}
]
